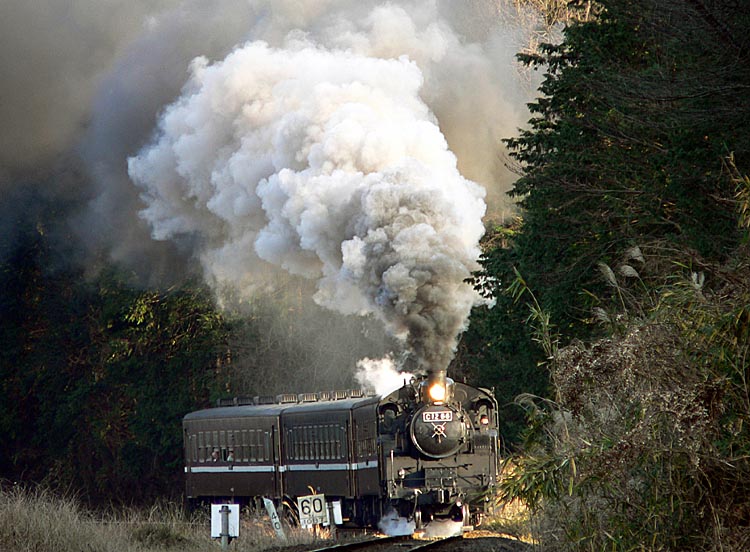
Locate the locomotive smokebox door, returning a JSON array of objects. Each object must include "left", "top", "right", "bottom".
[{"left": 410, "top": 404, "right": 466, "bottom": 458}]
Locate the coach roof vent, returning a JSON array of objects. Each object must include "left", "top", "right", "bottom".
[
  {"left": 298, "top": 393, "right": 318, "bottom": 403},
  {"left": 236, "top": 397, "right": 256, "bottom": 406},
  {"left": 348, "top": 389, "right": 365, "bottom": 398},
  {"left": 331, "top": 390, "right": 349, "bottom": 400},
  {"left": 254, "top": 395, "right": 276, "bottom": 405},
  {"left": 276, "top": 393, "right": 298, "bottom": 404},
  {"left": 318, "top": 391, "right": 332, "bottom": 401}
]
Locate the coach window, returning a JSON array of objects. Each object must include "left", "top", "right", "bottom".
[
  {"left": 313, "top": 426, "right": 320, "bottom": 460},
  {"left": 310, "top": 426, "right": 316, "bottom": 460},
  {"left": 325, "top": 425, "right": 332, "bottom": 459},
  {"left": 288, "top": 429, "right": 296, "bottom": 460},
  {"left": 305, "top": 426, "right": 311, "bottom": 461},
  {"left": 306, "top": 426, "right": 312, "bottom": 460},
  {"left": 294, "top": 428, "right": 301, "bottom": 461},
  {"left": 337, "top": 426, "right": 345, "bottom": 458},
  {"left": 252, "top": 432, "right": 257, "bottom": 461},
  {"left": 229, "top": 431, "right": 237, "bottom": 461},
  {"left": 190, "top": 434, "right": 198, "bottom": 462},
  {"left": 321, "top": 427, "right": 328, "bottom": 459},
  {"left": 296, "top": 428, "right": 301, "bottom": 460},
  {"left": 321, "top": 425, "right": 329, "bottom": 459},
  {"left": 263, "top": 431, "right": 270, "bottom": 461},
  {"left": 306, "top": 426, "right": 311, "bottom": 460},
  {"left": 197, "top": 432, "right": 205, "bottom": 463},
  {"left": 251, "top": 430, "right": 259, "bottom": 462},
  {"left": 312, "top": 426, "right": 318, "bottom": 460}
]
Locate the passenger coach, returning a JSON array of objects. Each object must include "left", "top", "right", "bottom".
[{"left": 183, "top": 390, "right": 383, "bottom": 525}]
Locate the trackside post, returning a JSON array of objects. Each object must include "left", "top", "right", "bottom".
[{"left": 263, "top": 498, "right": 287, "bottom": 540}]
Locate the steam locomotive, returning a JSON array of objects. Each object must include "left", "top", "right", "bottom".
[{"left": 182, "top": 369, "right": 499, "bottom": 529}]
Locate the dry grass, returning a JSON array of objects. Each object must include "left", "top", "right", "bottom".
[
  {"left": 500, "top": 240, "right": 750, "bottom": 550},
  {"left": 484, "top": 463, "right": 535, "bottom": 544},
  {"left": 0, "top": 485, "right": 328, "bottom": 552}
]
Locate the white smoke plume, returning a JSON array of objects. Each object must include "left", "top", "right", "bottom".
[
  {"left": 127, "top": 3, "right": 514, "bottom": 371},
  {"left": 3, "top": 0, "right": 537, "bottom": 372},
  {"left": 355, "top": 356, "right": 414, "bottom": 396}
]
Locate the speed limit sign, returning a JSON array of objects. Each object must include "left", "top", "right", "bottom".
[{"left": 297, "top": 494, "right": 329, "bottom": 527}]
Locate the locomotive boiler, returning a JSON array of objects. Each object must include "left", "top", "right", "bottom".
[{"left": 182, "top": 369, "right": 499, "bottom": 529}]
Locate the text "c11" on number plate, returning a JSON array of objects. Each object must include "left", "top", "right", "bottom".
[{"left": 297, "top": 494, "right": 329, "bottom": 527}]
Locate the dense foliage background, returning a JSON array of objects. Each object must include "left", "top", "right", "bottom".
[
  {"left": 0, "top": 214, "right": 391, "bottom": 503},
  {"left": 481, "top": 0, "right": 750, "bottom": 549}
]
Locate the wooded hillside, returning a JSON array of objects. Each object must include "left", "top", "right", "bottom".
[{"left": 476, "top": 0, "right": 750, "bottom": 549}]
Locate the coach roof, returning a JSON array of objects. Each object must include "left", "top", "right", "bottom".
[{"left": 183, "top": 395, "right": 380, "bottom": 421}]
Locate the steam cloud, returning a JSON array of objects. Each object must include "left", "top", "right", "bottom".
[
  {"left": 128, "top": 33, "right": 487, "bottom": 370},
  {"left": 378, "top": 508, "right": 416, "bottom": 536},
  {"left": 355, "top": 357, "right": 414, "bottom": 396},
  {"left": 3, "top": 0, "right": 536, "bottom": 379}
]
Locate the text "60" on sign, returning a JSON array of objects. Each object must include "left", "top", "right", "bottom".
[{"left": 297, "top": 494, "right": 329, "bottom": 527}]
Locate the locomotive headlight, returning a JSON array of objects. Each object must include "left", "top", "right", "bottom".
[
  {"left": 428, "top": 382, "right": 447, "bottom": 403},
  {"left": 420, "top": 372, "right": 453, "bottom": 404}
]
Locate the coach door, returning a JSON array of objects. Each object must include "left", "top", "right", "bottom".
[{"left": 351, "top": 404, "right": 379, "bottom": 496}]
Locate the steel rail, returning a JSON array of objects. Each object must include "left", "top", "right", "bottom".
[{"left": 307, "top": 534, "right": 463, "bottom": 552}]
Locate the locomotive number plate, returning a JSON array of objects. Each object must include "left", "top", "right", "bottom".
[{"left": 423, "top": 411, "right": 453, "bottom": 422}]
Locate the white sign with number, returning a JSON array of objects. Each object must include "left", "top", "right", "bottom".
[
  {"left": 423, "top": 410, "right": 453, "bottom": 422},
  {"left": 297, "top": 494, "right": 329, "bottom": 527},
  {"left": 263, "top": 498, "right": 286, "bottom": 540}
]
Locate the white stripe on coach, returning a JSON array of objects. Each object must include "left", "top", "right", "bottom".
[{"left": 186, "top": 460, "right": 378, "bottom": 474}]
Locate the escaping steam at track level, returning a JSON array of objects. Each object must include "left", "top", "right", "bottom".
[{"left": 128, "top": 19, "right": 491, "bottom": 375}]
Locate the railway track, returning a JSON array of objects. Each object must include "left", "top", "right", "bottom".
[{"left": 308, "top": 535, "right": 463, "bottom": 552}]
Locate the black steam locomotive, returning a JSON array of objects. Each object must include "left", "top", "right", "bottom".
[{"left": 182, "top": 370, "right": 499, "bottom": 529}]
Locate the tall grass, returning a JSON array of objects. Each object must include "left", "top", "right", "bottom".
[
  {"left": 0, "top": 485, "right": 327, "bottom": 552},
  {"left": 500, "top": 238, "right": 750, "bottom": 550}
]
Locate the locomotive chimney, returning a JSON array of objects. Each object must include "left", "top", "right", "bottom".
[{"left": 427, "top": 368, "right": 447, "bottom": 386}]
